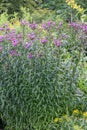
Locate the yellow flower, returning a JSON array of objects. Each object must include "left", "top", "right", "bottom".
[
  {"left": 54, "top": 117, "right": 59, "bottom": 123},
  {"left": 72, "top": 109, "right": 80, "bottom": 115},
  {"left": 72, "top": 4, "right": 78, "bottom": 9},
  {"left": 83, "top": 112, "right": 87, "bottom": 118},
  {"left": 78, "top": 8, "right": 84, "bottom": 13},
  {"left": 67, "top": 2, "right": 71, "bottom": 6},
  {"left": 66, "top": 0, "right": 84, "bottom": 14}
]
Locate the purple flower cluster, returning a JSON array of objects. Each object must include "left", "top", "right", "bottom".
[
  {"left": 41, "top": 38, "right": 48, "bottom": 44},
  {"left": 5, "top": 30, "right": 21, "bottom": 55},
  {"left": 5, "top": 29, "right": 21, "bottom": 46},
  {"left": 69, "top": 22, "right": 79, "bottom": 28},
  {"left": 29, "top": 22, "right": 37, "bottom": 30},
  {"left": 0, "top": 28, "right": 4, "bottom": 31},
  {"left": 28, "top": 33, "right": 35, "bottom": 40},
  {"left": 54, "top": 39, "right": 61, "bottom": 47},
  {"left": 27, "top": 52, "right": 42, "bottom": 59},
  {"left": 27, "top": 53, "right": 34, "bottom": 59},
  {"left": 81, "top": 25, "right": 87, "bottom": 33},
  {"left": 25, "top": 42, "right": 32, "bottom": 48},
  {"left": 20, "top": 20, "right": 28, "bottom": 25},
  {"left": 10, "top": 50, "right": 20, "bottom": 56},
  {"left": 1, "top": 19, "right": 86, "bottom": 62},
  {"left": 70, "top": 22, "right": 87, "bottom": 33},
  {"left": 41, "top": 21, "right": 54, "bottom": 30}
]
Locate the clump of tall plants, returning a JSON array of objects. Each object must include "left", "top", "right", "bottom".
[{"left": 0, "top": 19, "right": 87, "bottom": 130}]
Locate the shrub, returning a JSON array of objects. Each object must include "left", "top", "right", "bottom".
[{"left": 0, "top": 19, "right": 87, "bottom": 130}]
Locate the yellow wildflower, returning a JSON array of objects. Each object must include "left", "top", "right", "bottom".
[
  {"left": 78, "top": 8, "right": 84, "bottom": 13},
  {"left": 66, "top": 0, "right": 84, "bottom": 14},
  {"left": 72, "top": 109, "right": 80, "bottom": 115},
  {"left": 54, "top": 117, "right": 59, "bottom": 123},
  {"left": 83, "top": 112, "right": 87, "bottom": 118},
  {"left": 72, "top": 4, "right": 78, "bottom": 9}
]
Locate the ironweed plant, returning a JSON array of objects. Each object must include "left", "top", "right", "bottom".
[{"left": 0, "top": 20, "right": 87, "bottom": 130}]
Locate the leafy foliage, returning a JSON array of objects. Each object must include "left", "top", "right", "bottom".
[
  {"left": 41, "top": 0, "right": 87, "bottom": 21},
  {"left": 0, "top": 0, "right": 42, "bottom": 17}
]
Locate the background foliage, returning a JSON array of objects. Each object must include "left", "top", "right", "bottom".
[
  {"left": 0, "top": 0, "right": 42, "bottom": 17},
  {"left": 0, "top": 0, "right": 87, "bottom": 20}
]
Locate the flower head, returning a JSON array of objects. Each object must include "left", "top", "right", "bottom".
[
  {"left": 41, "top": 38, "right": 48, "bottom": 44},
  {"left": 27, "top": 53, "right": 34, "bottom": 59},
  {"left": 0, "top": 28, "right": 4, "bottom": 31},
  {"left": 25, "top": 42, "right": 32, "bottom": 48},
  {"left": 41, "top": 23, "right": 47, "bottom": 29},
  {"left": 10, "top": 50, "right": 20, "bottom": 56},
  {"left": 29, "top": 22, "right": 37, "bottom": 30},
  {"left": 54, "top": 39, "right": 61, "bottom": 47},
  {"left": 28, "top": 33, "right": 35, "bottom": 40},
  {"left": 54, "top": 117, "right": 59, "bottom": 123},
  {"left": 47, "top": 21, "right": 53, "bottom": 28},
  {"left": 83, "top": 112, "right": 87, "bottom": 118},
  {"left": 72, "top": 109, "right": 80, "bottom": 115},
  {"left": 66, "top": 0, "right": 84, "bottom": 14},
  {"left": 11, "top": 38, "right": 19, "bottom": 46},
  {"left": 20, "top": 20, "right": 27, "bottom": 25}
]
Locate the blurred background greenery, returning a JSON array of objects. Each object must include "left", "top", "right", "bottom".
[{"left": 0, "top": 0, "right": 87, "bottom": 22}]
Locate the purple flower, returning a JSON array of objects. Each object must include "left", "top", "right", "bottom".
[
  {"left": 0, "top": 28, "right": 4, "bottom": 31},
  {"left": 11, "top": 39, "right": 19, "bottom": 46},
  {"left": 27, "top": 53, "right": 34, "bottom": 59},
  {"left": 20, "top": 20, "right": 27, "bottom": 25},
  {"left": 41, "top": 38, "right": 48, "bottom": 44},
  {"left": 69, "top": 22, "right": 87, "bottom": 34},
  {"left": 83, "top": 25, "right": 87, "bottom": 33},
  {"left": 28, "top": 33, "right": 35, "bottom": 40},
  {"left": 10, "top": 50, "right": 20, "bottom": 56},
  {"left": 25, "top": 42, "right": 32, "bottom": 48},
  {"left": 47, "top": 21, "right": 52, "bottom": 27},
  {"left": 29, "top": 22, "right": 37, "bottom": 30},
  {"left": 69, "top": 22, "right": 80, "bottom": 29},
  {"left": 41, "top": 23, "right": 47, "bottom": 29},
  {"left": 6, "top": 27, "right": 10, "bottom": 31},
  {"left": 54, "top": 39, "right": 61, "bottom": 47}
]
